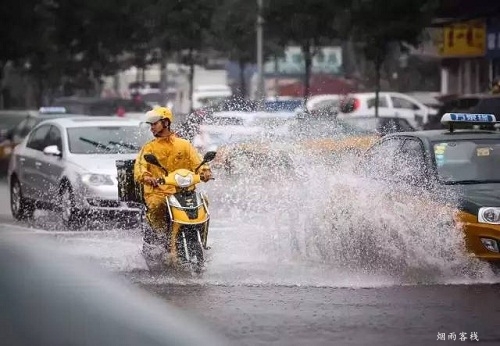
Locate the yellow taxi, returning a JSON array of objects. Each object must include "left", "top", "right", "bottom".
[{"left": 356, "top": 112, "right": 500, "bottom": 269}]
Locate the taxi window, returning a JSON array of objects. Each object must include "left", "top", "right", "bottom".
[
  {"left": 377, "top": 118, "right": 415, "bottom": 135},
  {"left": 393, "top": 138, "right": 427, "bottom": 184},
  {"left": 433, "top": 139, "right": 500, "bottom": 183},
  {"left": 359, "top": 137, "right": 405, "bottom": 179}
]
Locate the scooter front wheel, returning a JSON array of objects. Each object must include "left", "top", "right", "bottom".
[{"left": 177, "top": 227, "right": 205, "bottom": 273}]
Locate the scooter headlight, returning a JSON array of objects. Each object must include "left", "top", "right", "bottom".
[
  {"left": 478, "top": 207, "right": 500, "bottom": 224},
  {"left": 174, "top": 173, "right": 193, "bottom": 188},
  {"left": 168, "top": 195, "right": 182, "bottom": 208}
]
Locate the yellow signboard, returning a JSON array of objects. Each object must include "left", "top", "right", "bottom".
[{"left": 438, "top": 20, "right": 486, "bottom": 57}]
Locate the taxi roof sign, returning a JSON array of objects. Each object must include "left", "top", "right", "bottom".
[
  {"left": 441, "top": 113, "right": 496, "bottom": 124},
  {"left": 38, "top": 107, "right": 67, "bottom": 114},
  {"left": 441, "top": 113, "right": 497, "bottom": 132}
]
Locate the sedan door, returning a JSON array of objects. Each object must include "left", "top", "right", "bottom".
[
  {"left": 38, "top": 125, "right": 65, "bottom": 204},
  {"left": 19, "top": 125, "right": 52, "bottom": 201}
]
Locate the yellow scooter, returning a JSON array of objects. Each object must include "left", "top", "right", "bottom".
[{"left": 142, "top": 151, "right": 216, "bottom": 273}]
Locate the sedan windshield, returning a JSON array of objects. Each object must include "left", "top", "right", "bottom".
[
  {"left": 67, "top": 126, "right": 152, "bottom": 154},
  {"left": 433, "top": 139, "right": 500, "bottom": 184}
]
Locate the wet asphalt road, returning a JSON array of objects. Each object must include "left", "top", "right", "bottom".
[
  {"left": 2, "top": 179, "right": 500, "bottom": 346},
  {"left": 139, "top": 283, "right": 500, "bottom": 346}
]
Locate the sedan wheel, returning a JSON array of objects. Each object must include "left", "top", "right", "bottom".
[
  {"left": 60, "top": 185, "right": 80, "bottom": 228},
  {"left": 10, "top": 178, "right": 34, "bottom": 220}
]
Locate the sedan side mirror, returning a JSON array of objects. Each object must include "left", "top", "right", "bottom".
[{"left": 43, "top": 145, "right": 62, "bottom": 157}]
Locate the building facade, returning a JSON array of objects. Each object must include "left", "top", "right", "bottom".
[{"left": 434, "top": 0, "right": 500, "bottom": 94}]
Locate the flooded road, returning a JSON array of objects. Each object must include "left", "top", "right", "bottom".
[{"left": 2, "top": 170, "right": 500, "bottom": 345}]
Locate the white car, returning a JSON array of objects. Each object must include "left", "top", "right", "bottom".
[
  {"left": 193, "top": 110, "right": 296, "bottom": 152},
  {"left": 193, "top": 124, "right": 266, "bottom": 153},
  {"left": 336, "top": 92, "right": 437, "bottom": 129},
  {"left": 8, "top": 116, "right": 154, "bottom": 227},
  {"left": 192, "top": 85, "right": 232, "bottom": 110},
  {"left": 305, "top": 94, "right": 341, "bottom": 111}
]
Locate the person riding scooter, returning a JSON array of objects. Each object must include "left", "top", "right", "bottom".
[{"left": 133, "top": 107, "right": 212, "bottom": 258}]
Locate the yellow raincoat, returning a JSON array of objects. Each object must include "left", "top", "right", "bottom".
[{"left": 134, "top": 134, "right": 210, "bottom": 234}]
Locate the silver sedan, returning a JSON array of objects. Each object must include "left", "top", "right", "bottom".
[{"left": 8, "top": 116, "right": 153, "bottom": 227}]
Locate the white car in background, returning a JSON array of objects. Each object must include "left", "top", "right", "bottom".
[
  {"left": 305, "top": 94, "right": 341, "bottom": 111},
  {"left": 8, "top": 117, "right": 153, "bottom": 227},
  {"left": 336, "top": 91, "right": 437, "bottom": 129},
  {"left": 192, "top": 85, "right": 232, "bottom": 110},
  {"left": 193, "top": 110, "right": 296, "bottom": 153},
  {"left": 193, "top": 124, "right": 266, "bottom": 153}
]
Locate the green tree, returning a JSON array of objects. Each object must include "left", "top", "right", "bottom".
[
  {"left": 349, "top": 0, "right": 439, "bottom": 116},
  {"left": 210, "top": 0, "right": 257, "bottom": 97},
  {"left": 210, "top": 0, "right": 283, "bottom": 98},
  {"left": 167, "top": 0, "right": 218, "bottom": 112},
  {"left": 51, "top": 0, "right": 145, "bottom": 96},
  {"left": 264, "top": 0, "right": 344, "bottom": 100},
  {"left": 0, "top": 0, "right": 43, "bottom": 63},
  {"left": 0, "top": 0, "right": 62, "bottom": 107}
]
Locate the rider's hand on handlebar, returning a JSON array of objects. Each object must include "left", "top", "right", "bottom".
[
  {"left": 144, "top": 176, "right": 159, "bottom": 187},
  {"left": 200, "top": 169, "right": 213, "bottom": 182}
]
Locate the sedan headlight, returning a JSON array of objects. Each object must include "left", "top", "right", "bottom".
[
  {"left": 478, "top": 207, "right": 500, "bottom": 224},
  {"left": 174, "top": 173, "right": 193, "bottom": 188},
  {"left": 81, "top": 173, "right": 114, "bottom": 186}
]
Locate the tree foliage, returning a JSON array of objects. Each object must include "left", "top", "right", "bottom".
[
  {"left": 0, "top": 0, "right": 441, "bottom": 107},
  {"left": 0, "top": 0, "right": 43, "bottom": 63},
  {"left": 263, "top": 0, "right": 348, "bottom": 99},
  {"left": 349, "top": 0, "right": 439, "bottom": 115}
]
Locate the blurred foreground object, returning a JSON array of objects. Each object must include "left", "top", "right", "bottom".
[{"left": 0, "top": 231, "right": 228, "bottom": 346}]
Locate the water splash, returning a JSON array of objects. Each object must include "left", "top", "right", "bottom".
[{"left": 203, "top": 143, "right": 498, "bottom": 286}]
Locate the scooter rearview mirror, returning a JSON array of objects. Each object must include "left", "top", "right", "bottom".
[
  {"left": 195, "top": 151, "right": 217, "bottom": 173},
  {"left": 144, "top": 154, "right": 169, "bottom": 175},
  {"left": 203, "top": 151, "right": 217, "bottom": 163},
  {"left": 144, "top": 154, "right": 161, "bottom": 167}
]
